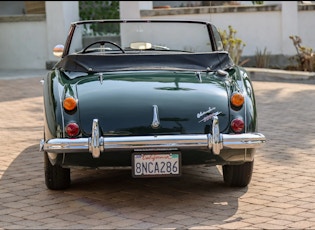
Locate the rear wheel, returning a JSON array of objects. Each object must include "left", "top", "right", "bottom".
[
  {"left": 44, "top": 152, "right": 70, "bottom": 190},
  {"left": 223, "top": 161, "right": 254, "bottom": 187}
]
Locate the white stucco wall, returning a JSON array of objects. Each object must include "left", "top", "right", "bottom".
[
  {"left": 119, "top": 1, "right": 314, "bottom": 57},
  {"left": 210, "top": 11, "right": 284, "bottom": 56},
  {"left": 119, "top": 1, "right": 141, "bottom": 19},
  {"left": 45, "top": 1, "right": 79, "bottom": 64},
  {"left": 0, "top": 1, "right": 79, "bottom": 70},
  {"left": 148, "top": 11, "right": 283, "bottom": 57},
  {"left": 281, "top": 1, "right": 299, "bottom": 55},
  {"left": 0, "top": 1, "right": 314, "bottom": 70},
  {"left": 298, "top": 11, "right": 315, "bottom": 49},
  {"left": 0, "top": 20, "right": 47, "bottom": 69}
]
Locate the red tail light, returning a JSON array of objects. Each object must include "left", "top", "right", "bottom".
[
  {"left": 66, "top": 122, "right": 80, "bottom": 137},
  {"left": 231, "top": 118, "right": 244, "bottom": 133}
]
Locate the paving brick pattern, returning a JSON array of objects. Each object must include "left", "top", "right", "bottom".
[{"left": 1, "top": 75, "right": 315, "bottom": 229}]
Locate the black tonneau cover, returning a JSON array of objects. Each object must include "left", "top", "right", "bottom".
[{"left": 55, "top": 51, "right": 234, "bottom": 73}]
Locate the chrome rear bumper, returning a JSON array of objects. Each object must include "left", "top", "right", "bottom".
[{"left": 40, "top": 117, "right": 266, "bottom": 158}]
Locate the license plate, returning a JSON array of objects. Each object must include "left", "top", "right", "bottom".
[{"left": 132, "top": 152, "right": 181, "bottom": 178}]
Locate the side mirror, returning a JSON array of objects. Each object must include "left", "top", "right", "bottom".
[{"left": 53, "top": 44, "right": 64, "bottom": 57}]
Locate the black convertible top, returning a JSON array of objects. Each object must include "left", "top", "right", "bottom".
[{"left": 54, "top": 51, "right": 234, "bottom": 73}]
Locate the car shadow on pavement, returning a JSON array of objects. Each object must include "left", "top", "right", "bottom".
[
  {"left": 0, "top": 77, "right": 43, "bottom": 103},
  {"left": 0, "top": 144, "right": 248, "bottom": 228}
]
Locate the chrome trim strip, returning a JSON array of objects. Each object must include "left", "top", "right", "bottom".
[
  {"left": 151, "top": 104, "right": 160, "bottom": 129},
  {"left": 41, "top": 117, "right": 266, "bottom": 158},
  {"left": 41, "top": 132, "right": 266, "bottom": 157},
  {"left": 88, "top": 119, "right": 104, "bottom": 158},
  {"left": 195, "top": 72, "right": 202, "bottom": 82},
  {"left": 211, "top": 115, "right": 222, "bottom": 155}
]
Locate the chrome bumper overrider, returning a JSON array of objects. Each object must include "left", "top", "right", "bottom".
[{"left": 40, "top": 117, "right": 266, "bottom": 158}]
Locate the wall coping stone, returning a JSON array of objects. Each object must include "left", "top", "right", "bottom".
[
  {"left": 140, "top": 4, "right": 281, "bottom": 17},
  {"left": 140, "top": 3, "right": 315, "bottom": 17},
  {"left": 0, "top": 14, "right": 45, "bottom": 23}
]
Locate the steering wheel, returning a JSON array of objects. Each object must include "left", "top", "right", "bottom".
[{"left": 82, "top": 40, "right": 125, "bottom": 53}]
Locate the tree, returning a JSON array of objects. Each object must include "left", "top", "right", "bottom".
[{"left": 79, "top": 1, "right": 119, "bottom": 20}]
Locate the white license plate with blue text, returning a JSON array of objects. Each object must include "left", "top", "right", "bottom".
[{"left": 132, "top": 152, "right": 181, "bottom": 178}]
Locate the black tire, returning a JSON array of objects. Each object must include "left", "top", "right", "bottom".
[
  {"left": 223, "top": 161, "right": 254, "bottom": 187},
  {"left": 44, "top": 152, "right": 71, "bottom": 190}
]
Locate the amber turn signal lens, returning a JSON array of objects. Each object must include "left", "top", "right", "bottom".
[
  {"left": 63, "top": 97, "right": 77, "bottom": 111},
  {"left": 230, "top": 93, "right": 244, "bottom": 107}
]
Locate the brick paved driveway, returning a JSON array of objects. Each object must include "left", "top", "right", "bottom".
[{"left": 0, "top": 76, "right": 315, "bottom": 229}]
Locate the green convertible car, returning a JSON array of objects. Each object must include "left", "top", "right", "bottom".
[{"left": 40, "top": 19, "right": 266, "bottom": 190}]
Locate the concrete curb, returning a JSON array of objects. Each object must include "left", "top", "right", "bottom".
[
  {"left": 0, "top": 69, "right": 48, "bottom": 80},
  {"left": 245, "top": 67, "right": 315, "bottom": 82}
]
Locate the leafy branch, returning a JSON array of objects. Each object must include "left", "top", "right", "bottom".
[{"left": 219, "top": 25, "right": 246, "bottom": 65}]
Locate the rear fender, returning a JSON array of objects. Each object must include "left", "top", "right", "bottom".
[
  {"left": 43, "top": 70, "right": 80, "bottom": 140},
  {"left": 228, "top": 67, "right": 257, "bottom": 133}
]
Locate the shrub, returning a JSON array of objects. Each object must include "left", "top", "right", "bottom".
[
  {"left": 255, "top": 47, "right": 271, "bottom": 68},
  {"left": 219, "top": 25, "right": 246, "bottom": 65},
  {"left": 289, "top": 35, "right": 314, "bottom": 72}
]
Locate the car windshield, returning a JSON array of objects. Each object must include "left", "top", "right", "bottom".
[{"left": 68, "top": 20, "right": 222, "bottom": 54}]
